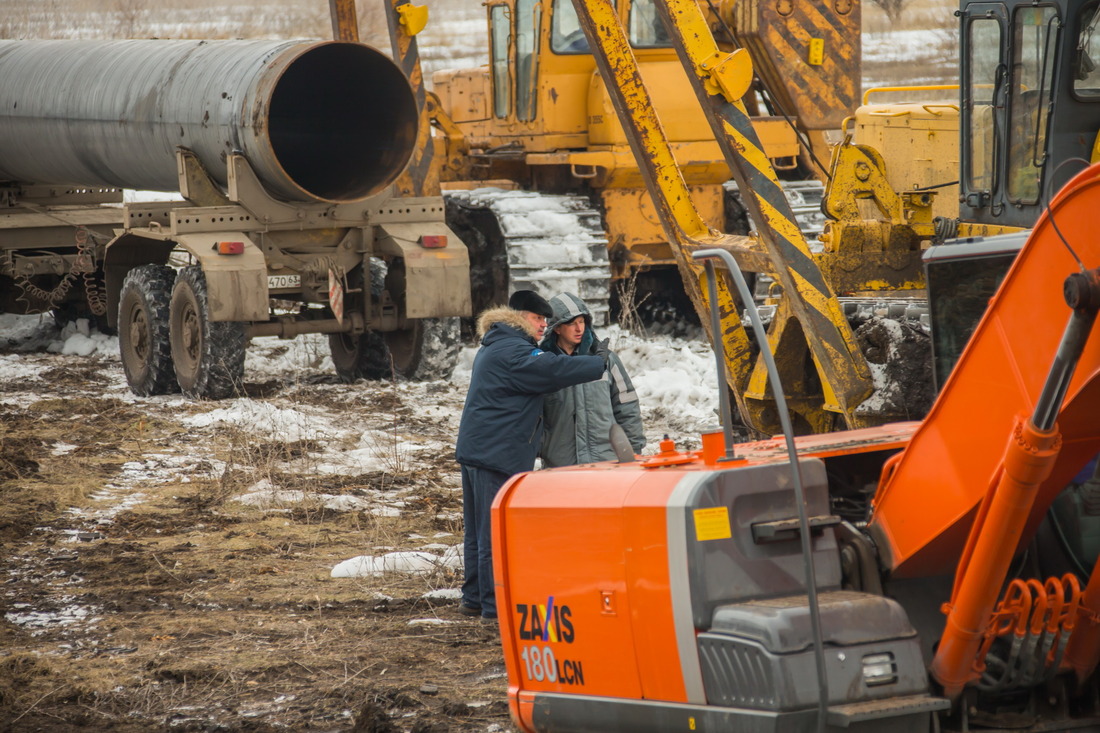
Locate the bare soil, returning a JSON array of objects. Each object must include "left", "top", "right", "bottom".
[{"left": 0, "top": 338, "right": 514, "bottom": 733}]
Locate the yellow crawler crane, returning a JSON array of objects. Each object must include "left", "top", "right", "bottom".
[
  {"left": 351, "top": 0, "right": 928, "bottom": 435},
  {"left": 428, "top": 0, "right": 860, "bottom": 327}
]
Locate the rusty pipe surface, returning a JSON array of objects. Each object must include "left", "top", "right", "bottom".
[{"left": 0, "top": 39, "right": 418, "bottom": 203}]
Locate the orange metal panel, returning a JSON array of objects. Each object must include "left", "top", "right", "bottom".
[
  {"left": 621, "top": 471, "right": 693, "bottom": 702},
  {"left": 494, "top": 466, "right": 659, "bottom": 700}
]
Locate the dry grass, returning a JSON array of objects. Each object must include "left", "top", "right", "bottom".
[
  {"left": 614, "top": 268, "right": 651, "bottom": 337},
  {"left": 0, "top": 347, "right": 497, "bottom": 731}
]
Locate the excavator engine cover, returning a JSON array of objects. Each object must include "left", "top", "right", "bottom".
[{"left": 492, "top": 455, "right": 938, "bottom": 732}]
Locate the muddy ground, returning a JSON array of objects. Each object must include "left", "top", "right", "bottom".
[{"left": 0, "top": 328, "right": 518, "bottom": 733}]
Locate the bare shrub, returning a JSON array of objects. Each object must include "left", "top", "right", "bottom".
[
  {"left": 868, "top": 0, "right": 911, "bottom": 25},
  {"left": 357, "top": 1, "right": 391, "bottom": 49},
  {"left": 614, "top": 268, "right": 650, "bottom": 337}
]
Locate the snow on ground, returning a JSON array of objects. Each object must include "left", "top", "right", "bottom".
[
  {"left": 0, "top": 312, "right": 721, "bottom": 584},
  {"left": 0, "top": 313, "right": 720, "bottom": 445}
]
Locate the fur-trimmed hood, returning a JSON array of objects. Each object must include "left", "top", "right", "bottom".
[{"left": 477, "top": 306, "right": 539, "bottom": 340}]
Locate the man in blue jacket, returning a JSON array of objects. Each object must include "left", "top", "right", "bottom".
[{"left": 455, "top": 290, "right": 605, "bottom": 620}]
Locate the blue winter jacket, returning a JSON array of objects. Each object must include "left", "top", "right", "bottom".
[{"left": 455, "top": 306, "right": 605, "bottom": 477}]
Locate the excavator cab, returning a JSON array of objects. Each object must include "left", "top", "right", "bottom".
[{"left": 960, "top": 0, "right": 1100, "bottom": 229}]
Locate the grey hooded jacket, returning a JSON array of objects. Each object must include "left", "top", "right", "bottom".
[{"left": 538, "top": 293, "right": 646, "bottom": 467}]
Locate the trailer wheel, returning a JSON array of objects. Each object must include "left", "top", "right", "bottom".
[
  {"left": 169, "top": 266, "right": 247, "bottom": 399},
  {"left": 328, "top": 318, "right": 461, "bottom": 382},
  {"left": 119, "top": 264, "right": 178, "bottom": 396},
  {"left": 328, "top": 330, "right": 389, "bottom": 382},
  {"left": 384, "top": 318, "right": 462, "bottom": 381}
]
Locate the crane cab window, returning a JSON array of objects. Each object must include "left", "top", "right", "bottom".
[
  {"left": 551, "top": 0, "right": 672, "bottom": 53},
  {"left": 1006, "top": 5, "right": 1058, "bottom": 205},
  {"left": 490, "top": 5, "right": 512, "bottom": 118},
  {"left": 966, "top": 16, "right": 1001, "bottom": 192},
  {"left": 628, "top": 0, "right": 672, "bottom": 48},
  {"left": 551, "top": 0, "right": 590, "bottom": 53},
  {"left": 515, "top": 0, "right": 541, "bottom": 121},
  {"left": 489, "top": 0, "right": 540, "bottom": 122},
  {"left": 1075, "top": 4, "right": 1100, "bottom": 98}
]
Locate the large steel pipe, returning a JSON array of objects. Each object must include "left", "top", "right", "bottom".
[{"left": 0, "top": 40, "right": 418, "bottom": 203}]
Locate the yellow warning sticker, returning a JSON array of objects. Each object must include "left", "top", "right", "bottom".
[{"left": 693, "top": 507, "right": 732, "bottom": 541}]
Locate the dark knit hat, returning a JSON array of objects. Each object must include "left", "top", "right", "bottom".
[{"left": 508, "top": 290, "right": 553, "bottom": 318}]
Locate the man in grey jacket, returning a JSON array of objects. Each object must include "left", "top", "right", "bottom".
[{"left": 538, "top": 292, "right": 646, "bottom": 467}]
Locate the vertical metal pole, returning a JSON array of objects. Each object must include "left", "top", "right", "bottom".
[
  {"left": 329, "top": 0, "right": 360, "bottom": 41},
  {"left": 704, "top": 260, "right": 736, "bottom": 459}
]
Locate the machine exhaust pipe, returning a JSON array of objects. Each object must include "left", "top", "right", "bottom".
[{"left": 0, "top": 39, "right": 418, "bottom": 203}]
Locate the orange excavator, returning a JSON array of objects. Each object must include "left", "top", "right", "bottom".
[{"left": 491, "top": 157, "right": 1100, "bottom": 732}]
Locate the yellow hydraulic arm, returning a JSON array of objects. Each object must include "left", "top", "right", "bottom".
[
  {"left": 382, "top": 0, "right": 438, "bottom": 198},
  {"left": 330, "top": 0, "right": 452, "bottom": 198},
  {"left": 570, "top": 0, "right": 873, "bottom": 435}
]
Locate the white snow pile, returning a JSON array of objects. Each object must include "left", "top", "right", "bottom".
[
  {"left": 607, "top": 326, "right": 722, "bottom": 440},
  {"left": 422, "top": 588, "right": 463, "bottom": 600},
  {"left": 4, "top": 599, "right": 101, "bottom": 635},
  {"left": 179, "top": 395, "right": 437, "bottom": 476},
  {"left": 181, "top": 399, "right": 342, "bottom": 442},
  {"left": 331, "top": 545, "right": 462, "bottom": 578},
  {"left": 0, "top": 314, "right": 117, "bottom": 356},
  {"left": 244, "top": 334, "right": 335, "bottom": 380}
]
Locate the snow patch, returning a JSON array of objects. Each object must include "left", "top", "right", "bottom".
[
  {"left": 331, "top": 546, "right": 462, "bottom": 578},
  {"left": 422, "top": 588, "right": 463, "bottom": 600}
]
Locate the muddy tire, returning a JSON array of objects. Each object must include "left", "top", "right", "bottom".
[
  {"left": 119, "top": 264, "right": 177, "bottom": 396},
  {"left": 385, "top": 317, "right": 462, "bottom": 381},
  {"left": 169, "top": 266, "right": 247, "bottom": 399},
  {"left": 328, "top": 330, "right": 389, "bottom": 382},
  {"left": 328, "top": 318, "right": 461, "bottom": 382}
]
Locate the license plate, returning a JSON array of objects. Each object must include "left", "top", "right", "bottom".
[{"left": 267, "top": 274, "right": 301, "bottom": 290}]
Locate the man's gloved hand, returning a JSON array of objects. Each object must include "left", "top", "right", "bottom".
[{"left": 593, "top": 337, "right": 611, "bottom": 368}]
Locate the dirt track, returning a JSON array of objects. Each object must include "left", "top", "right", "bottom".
[{"left": 0, "top": 326, "right": 516, "bottom": 732}]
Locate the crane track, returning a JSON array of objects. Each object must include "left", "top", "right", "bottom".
[{"left": 443, "top": 188, "right": 612, "bottom": 326}]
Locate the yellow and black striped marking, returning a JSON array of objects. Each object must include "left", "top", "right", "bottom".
[{"left": 386, "top": 0, "right": 438, "bottom": 198}]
